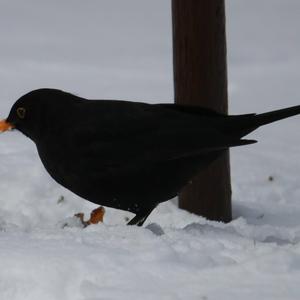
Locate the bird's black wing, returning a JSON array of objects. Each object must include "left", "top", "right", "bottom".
[{"left": 61, "top": 100, "right": 254, "bottom": 170}]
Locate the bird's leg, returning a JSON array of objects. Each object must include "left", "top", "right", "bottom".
[
  {"left": 127, "top": 207, "right": 155, "bottom": 226},
  {"left": 127, "top": 215, "right": 145, "bottom": 226},
  {"left": 74, "top": 206, "right": 105, "bottom": 227}
]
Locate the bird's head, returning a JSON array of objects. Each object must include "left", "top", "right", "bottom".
[{"left": 0, "top": 89, "right": 76, "bottom": 141}]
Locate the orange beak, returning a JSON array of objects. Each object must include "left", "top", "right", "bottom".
[{"left": 0, "top": 119, "right": 14, "bottom": 132}]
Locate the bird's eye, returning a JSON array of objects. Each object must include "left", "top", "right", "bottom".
[{"left": 16, "top": 107, "right": 26, "bottom": 119}]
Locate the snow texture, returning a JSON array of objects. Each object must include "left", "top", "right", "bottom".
[{"left": 0, "top": 0, "right": 300, "bottom": 299}]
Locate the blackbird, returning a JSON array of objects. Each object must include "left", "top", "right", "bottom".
[{"left": 0, "top": 89, "right": 300, "bottom": 226}]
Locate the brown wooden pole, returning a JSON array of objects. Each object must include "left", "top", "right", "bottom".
[{"left": 172, "top": 0, "right": 232, "bottom": 222}]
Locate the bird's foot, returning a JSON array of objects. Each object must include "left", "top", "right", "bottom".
[{"left": 74, "top": 206, "right": 105, "bottom": 227}]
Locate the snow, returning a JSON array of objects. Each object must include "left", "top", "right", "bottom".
[{"left": 0, "top": 0, "right": 300, "bottom": 299}]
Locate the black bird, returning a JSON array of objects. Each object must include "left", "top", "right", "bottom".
[{"left": 0, "top": 89, "right": 299, "bottom": 226}]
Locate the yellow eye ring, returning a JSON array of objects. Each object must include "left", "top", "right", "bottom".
[{"left": 17, "top": 107, "right": 26, "bottom": 119}]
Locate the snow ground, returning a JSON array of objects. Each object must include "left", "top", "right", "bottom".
[{"left": 0, "top": 1, "right": 300, "bottom": 299}]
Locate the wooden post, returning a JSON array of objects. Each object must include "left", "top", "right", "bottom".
[{"left": 172, "top": 0, "right": 232, "bottom": 222}]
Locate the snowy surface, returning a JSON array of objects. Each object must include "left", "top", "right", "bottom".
[{"left": 0, "top": 1, "right": 300, "bottom": 299}]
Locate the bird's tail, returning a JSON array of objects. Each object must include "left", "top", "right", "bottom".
[
  {"left": 254, "top": 105, "right": 300, "bottom": 127},
  {"left": 225, "top": 105, "right": 300, "bottom": 138}
]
